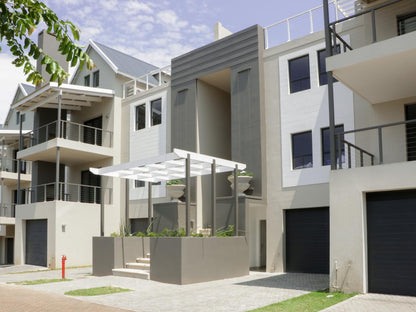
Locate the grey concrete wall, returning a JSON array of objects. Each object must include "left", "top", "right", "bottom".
[
  {"left": 153, "top": 202, "right": 197, "bottom": 233},
  {"left": 216, "top": 196, "right": 246, "bottom": 235},
  {"left": 92, "top": 236, "right": 150, "bottom": 276},
  {"left": 150, "top": 237, "right": 249, "bottom": 284}
]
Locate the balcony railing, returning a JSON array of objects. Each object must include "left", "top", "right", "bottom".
[
  {"left": 0, "top": 203, "right": 15, "bottom": 218},
  {"left": 0, "top": 158, "right": 31, "bottom": 174},
  {"left": 22, "top": 120, "right": 113, "bottom": 149},
  {"left": 335, "top": 118, "right": 416, "bottom": 169},
  {"left": 122, "top": 65, "right": 171, "bottom": 99},
  {"left": 264, "top": 0, "right": 353, "bottom": 49},
  {"left": 19, "top": 182, "right": 112, "bottom": 205}
]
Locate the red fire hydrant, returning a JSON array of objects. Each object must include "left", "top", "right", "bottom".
[{"left": 62, "top": 255, "right": 67, "bottom": 279}]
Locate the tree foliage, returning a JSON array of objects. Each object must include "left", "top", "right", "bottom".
[{"left": 0, "top": 0, "right": 94, "bottom": 85}]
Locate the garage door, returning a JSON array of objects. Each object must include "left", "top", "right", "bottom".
[
  {"left": 26, "top": 219, "right": 47, "bottom": 267},
  {"left": 367, "top": 190, "right": 416, "bottom": 296},
  {"left": 285, "top": 207, "right": 329, "bottom": 274}
]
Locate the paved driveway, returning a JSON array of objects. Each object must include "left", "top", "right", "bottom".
[{"left": 0, "top": 266, "right": 329, "bottom": 312}]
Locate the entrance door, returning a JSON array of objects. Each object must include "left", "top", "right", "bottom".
[
  {"left": 26, "top": 220, "right": 47, "bottom": 267},
  {"left": 83, "top": 116, "right": 102, "bottom": 146},
  {"left": 6, "top": 237, "right": 14, "bottom": 264},
  {"left": 81, "top": 170, "right": 101, "bottom": 203},
  {"left": 260, "top": 220, "right": 266, "bottom": 267},
  {"left": 405, "top": 104, "right": 416, "bottom": 161}
]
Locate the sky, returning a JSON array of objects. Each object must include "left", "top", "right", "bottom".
[{"left": 0, "top": 0, "right": 328, "bottom": 123}]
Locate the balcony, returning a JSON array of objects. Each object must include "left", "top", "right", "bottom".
[
  {"left": 0, "top": 203, "right": 15, "bottom": 225},
  {"left": 0, "top": 158, "right": 31, "bottom": 187},
  {"left": 18, "top": 120, "right": 113, "bottom": 165},
  {"left": 20, "top": 182, "right": 112, "bottom": 205}
]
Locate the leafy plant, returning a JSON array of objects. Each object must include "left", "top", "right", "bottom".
[
  {"left": 134, "top": 227, "right": 187, "bottom": 237},
  {"left": 166, "top": 179, "right": 184, "bottom": 185},
  {"left": 228, "top": 171, "right": 253, "bottom": 178},
  {"left": 216, "top": 225, "right": 235, "bottom": 237}
]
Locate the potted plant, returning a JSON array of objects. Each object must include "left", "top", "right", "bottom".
[
  {"left": 228, "top": 171, "right": 253, "bottom": 195},
  {"left": 166, "top": 179, "right": 185, "bottom": 200}
]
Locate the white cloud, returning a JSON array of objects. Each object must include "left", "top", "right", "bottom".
[
  {"left": 124, "top": 1, "right": 153, "bottom": 15},
  {"left": 190, "top": 24, "right": 210, "bottom": 34},
  {"left": 157, "top": 10, "right": 188, "bottom": 30}
]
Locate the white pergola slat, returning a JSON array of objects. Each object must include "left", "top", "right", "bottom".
[{"left": 90, "top": 148, "right": 246, "bottom": 182}]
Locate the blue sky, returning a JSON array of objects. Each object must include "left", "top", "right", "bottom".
[{"left": 0, "top": 0, "right": 327, "bottom": 122}]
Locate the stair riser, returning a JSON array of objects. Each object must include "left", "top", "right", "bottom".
[
  {"left": 112, "top": 271, "right": 149, "bottom": 280},
  {"left": 136, "top": 258, "right": 150, "bottom": 264},
  {"left": 126, "top": 264, "right": 150, "bottom": 270}
]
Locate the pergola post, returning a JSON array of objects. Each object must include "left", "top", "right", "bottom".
[
  {"left": 211, "top": 159, "right": 216, "bottom": 237},
  {"left": 148, "top": 182, "right": 153, "bottom": 232},
  {"left": 234, "top": 164, "right": 239, "bottom": 236},
  {"left": 185, "top": 153, "right": 190, "bottom": 236}
]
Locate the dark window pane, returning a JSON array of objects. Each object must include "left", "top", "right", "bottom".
[
  {"left": 289, "top": 55, "right": 310, "bottom": 93},
  {"left": 84, "top": 75, "right": 90, "bottom": 86},
  {"left": 135, "top": 104, "right": 146, "bottom": 130},
  {"left": 398, "top": 13, "right": 416, "bottom": 35},
  {"left": 151, "top": 98, "right": 162, "bottom": 126},
  {"left": 93, "top": 71, "right": 99, "bottom": 87},
  {"left": 135, "top": 180, "right": 145, "bottom": 188},
  {"left": 292, "top": 131, "right": 313, "bottom": 169},
  {"left": 318, "top": 46, "right": 339, "bottom": 86},
  {"left": 321, "top": 125, "right": 344, "bottom": 166}
]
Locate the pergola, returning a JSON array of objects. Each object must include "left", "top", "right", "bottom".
[{"left": 90, "top": 148, "right": 246, "bottom": 236}]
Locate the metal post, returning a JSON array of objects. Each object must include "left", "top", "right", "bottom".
[
  {"left": 148, "top": 181, "right": 152, "bottom": 232},
  {"left": 185, "top": 154, "right": 191, "bottom": 236},
  {"left": 0, "top": 178, "right": 3, "bottom": 216},
  {"left": 348, "top": 145, "right": 351, "bottom": 168},
  {"left": 211, "top": 160, "right": 216, "bottom": 237},
  {"left": 17, "top": 113, "right": 23, "bottom": 205},
  {"left": 371, "top": 10, "right": 377, "bottom": 43},
  {"left": 55, "top": 91, "right": 62, "bottom": 200},
  {"left": 125, "top": 179, "right": 130, "bottom": 234},
  {"left": 337, "top": 134, "right": 342, "bottom": 169},
  {"left": 324, "top": 0, "right": 337, "bottom": 170},
  {"left": 100, "top": 185, "right": 104, "bottom": 236},
  {"left": 286, "top": 19, "right": 291, "bottom": 41},
  {"left": 234, "top": 165, "right": 238, "bottom": 236},
  {"left": 1, "top": 138, "right": 4, "bottom": 171},
  {"left": 378, "top": 127, "right": 383, "bottom": 164},
  {"left": 309, "top": 10, "right": 314, "bottom": 33}
]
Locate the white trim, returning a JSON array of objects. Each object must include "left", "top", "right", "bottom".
[{"left": 89, "top": 40, "right": 119, "bottom": 73}]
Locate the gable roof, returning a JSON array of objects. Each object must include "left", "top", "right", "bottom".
[
  {"left": 20, "top": 83, "right": 36, "bottom": 96},
  {"left": 4, "top": 83, "right": 36, "bottom": 125}
]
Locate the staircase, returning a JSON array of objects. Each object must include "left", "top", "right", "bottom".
[{"left": 112, "top": 253, "right": 150, "bottom": 280}]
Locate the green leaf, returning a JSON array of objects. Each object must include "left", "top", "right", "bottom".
[{"left": 41, "top": 56, "right": 53, "bottom": 65}]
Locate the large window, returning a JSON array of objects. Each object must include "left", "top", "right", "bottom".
[
  {"left": 289, "top": 55, "right": 310, "bottom": 93},
  {"left": 151, "top": 98, "right": 162, "bottom": 126},
  {"left": 321, "top": 125, "right": 344, "bottom": 166},
  {"left": 318, "top": 46, "right": 340, "bottom": 86},
  {"left": 292, "top": 131, "right": 313, "bottom": 169},
  {"left": 398, "top": 12, "right": 416, "bottom": 35},
  {"left": 135, "top": 104, "right": 146, "bottom": 131},
  {"left": 84, "top": 75, "right": 90, "bottom": 87},
  {"left": 134, "top": 180, "right": 145, "bottom": 188},
  {"left": 93, "top": 70, "right": 100, "bottom": 87}
]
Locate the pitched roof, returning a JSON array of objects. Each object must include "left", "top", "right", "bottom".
[
  {"left": 20, "top": 83, "right": 36, "bottom": 96},
  {"left": 93, "top": 41, "right": 159, "bottom": 83}
]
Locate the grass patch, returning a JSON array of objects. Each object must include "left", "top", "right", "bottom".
[
  {"left": 65, "top": 286, "right": 133, "bottom": 296},
  {"left": 8, "top": 278, "right": 72, "bottom": 285},
  {"left": 6, "top": 265, "right": 91, "bottom": 275},
  {"left": 248, "top": 289, "right": 357, "bottom": 312}
]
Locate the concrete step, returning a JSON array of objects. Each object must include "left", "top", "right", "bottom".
[
  {"left": 112, "top": 268, "right": 149, "bottom": 280},
  {"left": 136, "top": 257, "right": 150, "bottom": 264},
  {"left": 146, "top": 253, "right": 150, "bottom": 258},
  {"left": 126, "top": 262, "right": 150, "bottom": 270}
]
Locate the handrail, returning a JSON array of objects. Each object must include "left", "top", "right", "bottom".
[{"left": 0, "top": 158, "right": 31, "bottom": 174}]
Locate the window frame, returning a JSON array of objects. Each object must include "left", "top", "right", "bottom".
[
  {"left": 317, "top": 45, "right": 340, "bottom": 86},
  {"left": 398, "top": 12, "right": 416, "bottom": 35},
  {"left": 291, "top": 130, "right": 313, "bottom": 170},
  {"left": 135, "top": 103, "right": 146, "bottom": 131},
  {"left": 288, "top": 54, "right": 311, "bottom": 94},
  {"left": 84, "top": 74, "right": 90, "bottom": 87},
  {"left": 321, "top": 124, "right": 345, "bottom": 166},
  {"left": 92, "top": 70, "right": 100, "bottom": 87},
  {"left": 134, "top": 180, "right": 145, "bottom": 188},
  {"left": 150, "top": 98, "right": 162, "bottom": 127}
]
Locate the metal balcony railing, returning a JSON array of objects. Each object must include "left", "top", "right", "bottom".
[
  {"left": 22, "top": 120, "right": 113, "bottom": 149},
  {"left": 0, "top": 203, "right": 15, "bottom": 218},
  {"left": 335, "top": 118, "right": 416, "bottom": 169},
  {"left": 122, "top": 65, "right": 171, "bottom": 99},
  {"left": 264, "top": 0, "right": 353, "bottom": 49},
  {"left": 0, "top": 158, "right": 31, "bottom": 174},
  {"left": 19, "top": 182, "right": 112, "bottom": 205}
]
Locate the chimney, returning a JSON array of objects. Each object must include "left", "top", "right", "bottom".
[{"left": 36, "top": 30, "right": 70, "bottom": 88}]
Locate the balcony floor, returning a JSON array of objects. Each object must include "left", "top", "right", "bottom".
[{"left": 0, "top": 171, "right": 31, "bottom": 187}]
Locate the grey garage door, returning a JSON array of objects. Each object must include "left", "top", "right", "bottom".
[
  {"left": 285, "top": 207, "right": 329, "bottom": 274},
  {"left": 26, "top": 219, "right": 47, "bottom": 267},
  {"left": 367, "top": 190, "right": 416, "bottom": 296}
]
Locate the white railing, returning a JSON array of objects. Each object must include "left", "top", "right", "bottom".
[
  {"left": 264, "top": 0, "right": 356, "bottom": 49},
  {"left": 122, "top": 65, "right": 171, "bottom": 99}
]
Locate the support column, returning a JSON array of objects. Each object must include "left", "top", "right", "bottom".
[
  {"left": 0, "top": 178, "right": 3, "bottom": 217},
  {"left": 1, "top": 138, "right": 4, "bottom": 214},
  {"left": 323, "top": 0, "right": 337, "bottom": 170},
  {"left": 17, "top": 114, "right": 23, "bottom": 205},
  {"left": 55, "top": 91, "right": 62, "bottom": 200},
  {"left": 211, "top": 159, "right": 216, "bottom": 237},
  {"left": 234, "top": 165, "right": 239, "bottom": 236},
  {"left": 185, "top": 154, "right": 190, "bottom": 236},
  {"left": 125, "top": 179, "right": 130, "bottom": 233},
  {"left": 100, "top": 185, "right": 104, "bottom": 236},
  {"left": 148, "top": 182, "right": 152, "bottom": 232}
]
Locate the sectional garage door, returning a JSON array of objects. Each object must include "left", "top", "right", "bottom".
[
  {"left": 367, "top": 190, "right": 416, "bottom": 296},
  {"left": 285, "top": 207, "right": 329, "bottom": 274},
  {"left": 26, "top": 219, "right": 47, "bottom": 267}
]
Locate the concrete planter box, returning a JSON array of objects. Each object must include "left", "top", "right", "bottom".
[
  {"left": 92, "top": 236, "right": 150, "bottom": 276},
  {"left": 150, "top": 236, "right": 249, "bottom": 284}
]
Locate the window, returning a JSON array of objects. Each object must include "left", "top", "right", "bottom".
[
  {"left": 135, "top": 104, "right": 146, "bottom": 130},
  {"left": 318, "top": 46, "right": 340, "bottom": 86},
  {"left": 16, "top": 112, "right": 20, "bottom": 124},
  {"left": 151, "top": 98, "right": 162, "bottom": 126},
  {"left": 398, "top": 12, "right": 416, "bottom": 35},
  {"left": 292, "top": 131, "right": 313, "bottom": 169},
  {"left": 93, "top": 71, "right": 99, "bottom": 87},
  {"left": 134, "top": 180, "right": 145, "bottom": 188},
  {"left": 289, "top": 55, "right": 310, "bottom": 93},
  {"left": 321, "top": 125, "right": 344, "bottom": 166},
  {"left": 84, "top": 75, "right": 90, "bottom": 86}
]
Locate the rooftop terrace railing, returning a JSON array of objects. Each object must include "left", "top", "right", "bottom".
[
  {"left": 123, "top": 65, "right": 171, "bottom": 99},
  {"left": 264, "top": 0, "right": 355, "bottom": 49},
  {"left": 22, "top": 120, "right": 113, "bottom": 149},
  {"left": 335, "top": 118, "right": 416, "bottom": 169}
]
